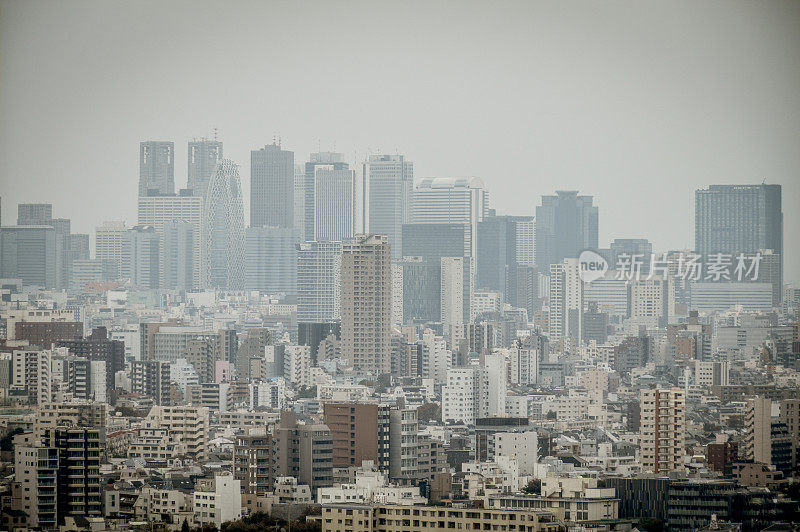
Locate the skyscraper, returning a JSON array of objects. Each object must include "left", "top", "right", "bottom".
[
  {"left": 314, "top": 163, "right": 356, "bottom": 242},
  {"left": 139, "top": 141, "right": 175, "bottom": 196},
  {"left": 305, "top": 152, "right": 350, "bottom": 240},
  {"left": 250, "top": 143, "right": 294, "bottom": 228},
  {"left": 205, "top": 159, "right": 245, "bottom": 289},
  {"left": 401, "top": 223, "right": 468, "bottom": 323},
  {"left": 0, "top": 225, "right": 60, "bottom": 288},
  {"left": 476, "top": 214, "right": 533, "bottom": 295},
  {"left": 188, "top": 138, "right": 223, "bottom": 197},
  {"left": 412, "top": 177, "right": 488, "bottom": 258},
  {"left": 695, "top": 184, "right": 783, "bottom": 300},
  {"left": 549, "top": 258, "right": 583, "bottom": 342},
  {"left": 341, "top": 234, "right": 392, "bottom": 375},
  {"left": 441, "top": 256, "right": 474, "bottom": 337},
  {"left": 121, "top": 226, "right": 161, "bottom": 289},
  {"left": 244, "top": 226, "right": 297, "bottom": 295},
  {"left": 297, "top": 241, "right": 342, "bottom": 323},
  {"left": 366, "top": 154, "right": 414, "bottom": 257},
  {"left": 534, "top": 190, "right": 598, "bottom": 272},
  {"left": 95, "top": 221, "right": 127, "bottom": 277},
  {"left": 162, "top": 219, "right": 195, "bottom": 290},
  {"left": 138, "top": 193, "right": 203, "bottom": 287}
]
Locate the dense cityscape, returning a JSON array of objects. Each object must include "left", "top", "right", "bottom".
[
  {"left": 0, "top": 136, "right": 797, "bottom": 531},
  {"left": 1, "top": 2, "right": 799, "bottom": 532}
]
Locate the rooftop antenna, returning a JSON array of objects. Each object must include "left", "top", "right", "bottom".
[
  {"left": 213, "top": 127, "right": 218, "bottom": 142},
  {"left": 273, "top": 135, "right": 277, "bottom": 146},
  {"left": 278, "top": 136, "right": 281, "bottom": 148}
]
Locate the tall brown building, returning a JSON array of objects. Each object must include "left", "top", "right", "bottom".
[
  {"left": 323, "top": 403, "right": 390, "bottom": 470},
  {"left": 15, "top": 321, "right": 82, "bottom": 348},
  {"left": 341, "top": 234, "right": 392, "bottom": 376}
]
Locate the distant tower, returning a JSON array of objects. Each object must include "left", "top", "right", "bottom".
[
  {"left": 305, "top": 152, "right": 350, "bottom": 241},
  {"left": 365, "top": 154, "right": 414, "bottom": 257},
  {"left": 188, "top": 139, "right": 223, "bottom": 197},
  {"left": 139, "top": 141, "right": 174, "bottom": 196},
  {"left": 534, "top": 190, "right": 598, "bottom": 272},
  {"left": 204, "top": 159, "right": 245, "bottom": 289},
  {"left": 250, "top": 144, "right": 294, "bottom": 228}
]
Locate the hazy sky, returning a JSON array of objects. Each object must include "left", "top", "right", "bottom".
[{"left": 1, "top": 0, "right": 798, "bottom": 283}]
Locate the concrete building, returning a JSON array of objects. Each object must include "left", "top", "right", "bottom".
[
  {"left": 548, "top": 258, "right": 582, "bottom": 342},
  {"left": 313, "top": 161, "right": 357, "bottom": 242},
  {"left": 341, "top": 234, "right": 392, "bottom": 375},
  {"left": 317, "top": 504, "right": 560, "bottom": 532},
  {"left": 204, "top": 159, "right": 245, "bottom": 289},
  {"left": 143, "top": 405, "right": 210, "bottom": 460},
  {"left": 304, "top": 152, "right": 350, "bottom": 240},
  {"left": 120, "top": 226, "right": 161, "bottom": 289},
  {"left": 323, "top": 403, "right": 391, "bottom": 471},
  {"left": 297, "top": 241, "right": 342, "bottom": 323},
  {"left": 640, "top": 388, "right": 685, "bottom": 473},
  {"left": 193, "top": 474, "right": 242, "bottom": 528}
]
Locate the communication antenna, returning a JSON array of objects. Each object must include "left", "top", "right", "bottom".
[{"left": 213, "top": 127, "right": 218, "bottom": 142}]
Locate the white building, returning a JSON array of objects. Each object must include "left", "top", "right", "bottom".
[
  {"left": 137, "top": 194, "right": 204, "bottom": 286},
  {"left": 284, "top": 344, "right": 311, "bottom": 388},
  {"left": 495, "top": 431, "right": 538, "bottom": 476},
  {"left": 193, "top": 474, "right": 242, "bottom": 528},
  {"left": 507, "top": 347, "right": 538, "bottom": 386},
  {"left": 420, "top": 329, "right": 451, "bottom": 385},
  {"left": 549, "top": 258, "right": 583, "bottom": 342},
  {"left": 412, "top": 177, "right": 488, "bottom": 258},
  {"left": 442, "top": 355, "right": 506, "bottom": 425},
  {"left": 297, "top": 241, "right": 342, "bottom": 322}
]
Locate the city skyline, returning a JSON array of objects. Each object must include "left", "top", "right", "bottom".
[{"left": 1, "top": 1, "right": 798, "bottom": 282}]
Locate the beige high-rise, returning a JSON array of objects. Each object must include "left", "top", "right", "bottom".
[
  {"left": 341, "top": 234, "right": 392, "bottom": 375},
  {"left": 745, "top": 397, "right": 772, "bottom": 464},
  {"left": 639, "top": 388, "right": 685, "bottom": 473}
]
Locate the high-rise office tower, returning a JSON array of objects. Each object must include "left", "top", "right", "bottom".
[
  {"left": 341, "top": 234, "right": 392, "bottom": 375},
  {"left": 244, "top": 226, "right": 297, "bottom": 295},
  {"left": 696, "top": 184, "right": 782, "bottom": 301},
  {"left": 476, "top": 214, "right": 533, "bottom": 295},
  {"left": 297, "top": 241, "right": 342, "bottom": 323},
  {"left": 314, "top": 164, "right": 356, "bottom": 242},
  {"left": 412, "top": 177, "right": 488, "bottom": 258},
  {"left": 401, "top": 223, "right": 468, "bottom": 323},
  {"left": 549, "top": 258, "right": 583, "bottom": 342},
  {"left": 534, "top": 190, "right": 598, "bottom": 272},
  {"left": 609, "top": 238, "right": 653, "bottom": 272},
  {"left": 138, "top": 193, "right": 204, "bottom": 286},
  {"left": 365, "top": 154, "right": 414, "bottom": 257},
  {"left": 250, "top": 143, "right": 294, "bottom": 228},
  {"left": 17, "top": 203, "right": 52, "bottom": 226},
  {"left": 304, "top": 152, "right": 350, "bottom": 240},
  {"left": 121, "top": 226, "right": 161, "bottom": 289},
  {"left": 139, "top": 141, "right": 175, "bottom": 196},
  {"left": 515, "top": 217, "right": 535, "bottom": 267},
  {"left": 640, "top": 388, "right": 685, "bottom": 473},
  {"left": 162, "top": 219, "right": 195, "bottom": 290},
  {"left": 294, "top": 165, "right": 306, "bottom": 240},
  {"left": 0, "top": 225, "right": 60, "bottom": 289},
  {"left": 95, "top": 221, "right": 127, "bottom": 275},
  {"left": 205, "top": 159, "right": 245, "bottom": 289},
  {"left": 188, "top": 138, "right": 223, "bottom": 197}
]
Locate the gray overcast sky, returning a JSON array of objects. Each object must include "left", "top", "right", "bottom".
[{"left": 1, "top": 0, "right": 798, "bottom": 283}]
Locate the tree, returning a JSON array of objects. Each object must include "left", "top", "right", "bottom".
[
  {"left": 0, "top": 428, "right": 24, "bottom": 452},
  {"left": 546, "top": 410, "right": 556, "bottom": 420},
  {"left": 636, "top": 518, "right": 664, "bottom": 532},
  {"left": 522, "top": 478, "right": 541, "bottom": 494},
  {"left": 181, "top": 519, "right": 191, "bottom": 532},
  {"left": 296, "top": 386, "right": 317, "bottom": 399}
]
